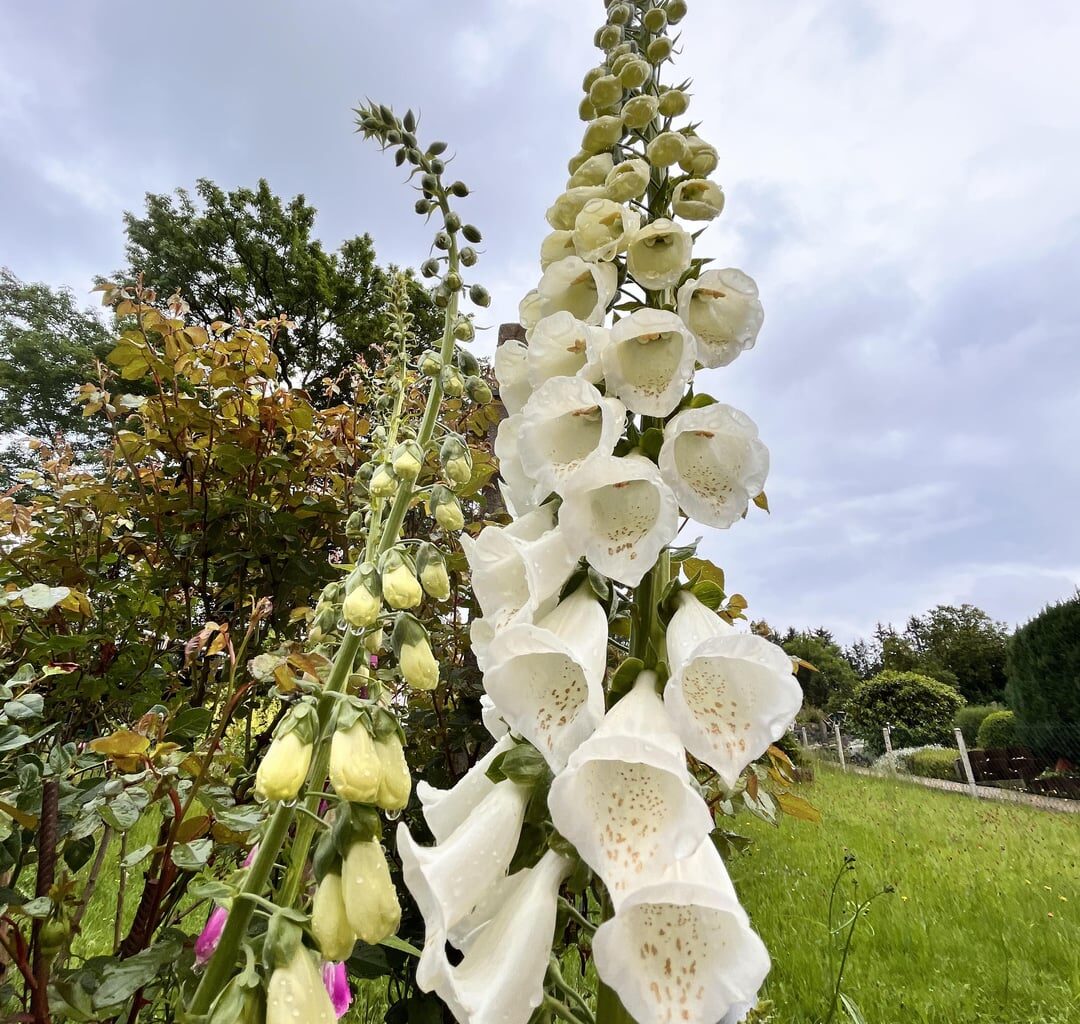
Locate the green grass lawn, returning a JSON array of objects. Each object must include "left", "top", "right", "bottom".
[{"left": 726, "top": 764, "right": 1080, "bottom": 1024}]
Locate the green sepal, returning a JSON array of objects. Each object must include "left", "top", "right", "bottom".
[
  {"left": 263, "top": 910, "right": 303, "bottom": 971},
  {"left": 608, "top": 657, "right": 644, "bottom": 705},
  {"left": 333, "top": 803, "right": 382, "bottom": 855}
]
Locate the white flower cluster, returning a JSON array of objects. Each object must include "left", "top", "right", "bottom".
[{"left": 398, "top": 2, "right": 803, "bottom": 1022}]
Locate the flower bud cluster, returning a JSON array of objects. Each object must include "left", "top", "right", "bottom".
[{"left": 399, "top": 4, "right": 804, "bottom": 1023}]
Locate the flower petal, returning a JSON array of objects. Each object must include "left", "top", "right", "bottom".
[
  {"left": 601, "top": 308, "right": 697, "bottom": 416},
  {"left": 557, "top": 454, "right": 679, "bottom": 587},
  {"left": 494, "top": 337, "right": 531, "bottom": 415},
  {"left": 526, "top": 312, "right": 607, "bottom": 388},
  {"left": 536, "top": 255, "right": 618, "bottom": 325},
  {"left": 659, "top": 404, "right": 769, "bottom": 529},
  {"left": 676, "top": 268, "right": 763, "bottom": 368},
  {"left": 494, "top": 414, "right": 538, "bottom": 518}
]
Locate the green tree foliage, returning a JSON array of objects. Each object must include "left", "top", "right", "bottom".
[
  {"left": 847, "top": 670, "right": 966, "bottom": 755},
  {"left": 955, "top": 704, "right": 1000, "bottom": 746},
  {"left": 904, "top": 604, "right": 1009, "bottom": 703},
  {"left": 0, "top": 268, "right": 112, "bottom": 461},
  {"left": 120, "top": 179, "right": 441, "bottom": 389},
  {"left": 975, "top": 709, "right": 1017, "bottom": 751},
  {"left": 779, "top": 628, "right": 858, "bottom": 713},
  {"left": 1005, "top": 593, "right": 1080, "bottom": 760}
]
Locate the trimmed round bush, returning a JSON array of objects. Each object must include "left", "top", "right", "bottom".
[
  {"left": 955, "top": 704, "right": 1000, "bottom": 746},
  {"left": 976, "top": 709, "right": 1017, "bottom": 751},
  {"left": 909, "top": 748, "right": 960, "bottom": 781},
  {"left": 847, "top": 670, "right": 966, "bottom": 755}
]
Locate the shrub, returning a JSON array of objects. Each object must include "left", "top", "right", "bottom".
[
  {"left": 847, "top": 670, "right": 966, "bottom": 755},
  {"left": 976, "top": 709, "right": 1018, "bottom": 751},
  {"left": 910, "top": 748, "right": 960, "bottom": 781},
  {"left": 955, "top": 704, "right": 1000, "bottom": 746},
  {"left": 1006, "top": 593, "right": 1080, "bottom": 760}
]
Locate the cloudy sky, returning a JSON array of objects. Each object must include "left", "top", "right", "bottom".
[{"left": 2, "top": 0, "right": 1078, "bottom": 642}]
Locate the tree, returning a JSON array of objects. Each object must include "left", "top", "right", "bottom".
[
  {"left": 847, "top": 670, "right": 966, "bottom": 755},
  {"left": 0, "top": 267, "right": 112, "bottom": 457},
  {"left": 120, "top": 179, "right": 441, "bottom": 389},
  {"left": 904, "top": 604, "right": 1009, "bottom": 704},
  {"left": 1006, "top": 593, "right": 1080, "bottom": 760},
  {"left": 779, "top": 628, "right": 859, "bottom": 713}
]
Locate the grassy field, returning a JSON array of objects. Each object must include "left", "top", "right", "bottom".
[{"left": 726, "top": 764, "right": 1080, "bottom": 1024}]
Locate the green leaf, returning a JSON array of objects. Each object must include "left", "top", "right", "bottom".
[
  {"left": 609, "top": 657, "right": 645, "bottom": 702},
  {"left": 497, "top": 743, "right": 551, "bottom": 788},
  {"left": 99, "top": 793, "right": 140, "bottom": 832},
  {"left": 682, "top": 556, "right": 725, "bottom": 590},
  {"left": 667, "top": 538, "right": 701, "bottom": 562},
  {"left": 91, "top": 938, "right": 182, "bottom": 1010},
  {"left": 639, "top": 426, "right": 664, "bottom": 461},
  {"left": 3, "top": 694, "right": 44, "bottom": 722},
  {"left": 121, "top": 844, "right": 154, "bottom": 869},
  {"left": 171, "top": 837, "right": 213, "bottom": 871},
  {"left": 691, "top": 579, "right": 725, "bottom": 611}
]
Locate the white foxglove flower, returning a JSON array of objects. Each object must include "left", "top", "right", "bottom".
[
  {"left": 480, "top": 693, "right": 510, "bottom": 740},
  {"left": 676, "top": 269, "right": 763, "bottom": 368},
  {"left": 494, "top": 337, "right": 530, "bottom": 415},
  {"left": 416, "top": 734, "right": 516, "bottom": 844},
  {"left": 518, "top": 290, "right": 543, "bottom": 334},
  {"left": 572, "top": 199, "right": 640, "bottom": 263},
  {"left": 658, "top": 404, "right": 769, "bottom": 529},
  {"left": 422, "top": 850, "right": 571, "bottom": 1024},
  {"left": 593, "top": 842, "right": 770, "bottom": 1024},
  {"left": 483, "top": 585, "right": 608, "bottom": 770},
  {"left": 399, "top": 779, "right": 530, "bottom": 989},
  {"left": 494, "top": 415, "right": 538, "bottom": 518},
  {"left": 672, "top": 179, "right": 726, "bottom": 221},
  {"left": 600, "top": 307, "right": 696, "bottom": 416},
  {"left": 567, "top": 152, "right": 614, "bottom": 188},
  {"left": 666, "top": 591, "right": 803, "bottom": 788},
  {"left": 545, "top": 186, "right": 608, "bottom": 231},
  {"left": 605, "top": 158, "right": 650, "bottom": 202},
  {"left": 557, "top": 454, "right": 679, "bottom": 588},
  {"left": 679, "top": 136, "right": 720, "bottom": 176},
  {"left": 526, "top": 312, "right": 607, "bottom": 388},
  {"left": 627, "top": 218, "right": 693, "bottom": 291},
  {"left": 540, "top": 230, "right": 576, "bottom": 269},
  {"left": 536, "top": 256, "right": 618, "bottom": 325},
  {"left": 548, "top": 672, "right": 712, "bottom": 908},
  {"left": 517, "top": 376, "right": 625, "bottom": 500},
  {"left": 460, "top": 505, "right": 580, "bottom": 631}
]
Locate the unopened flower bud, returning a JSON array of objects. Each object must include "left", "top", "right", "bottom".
[
  {"left": 330, "top": 719, "right": 382, "bottom": 804},
  {"left": 415, "top": 198, "right": 433, "bottom": 216},
  {"left": 467, "top": 375, "right": 493, "bottom": 405},
  {"left": 454, "top": 317, "right": 475, "bottom": 341},
  {"left": 568, "top": 153, "right": 614, "bottom": 189},
  {"left": 428, "top": 485, "right": 464, "bottom": 532},
  {"left": 462, "top": 224, "right": 482, "bottom": 243},
  {"left": 368, "top": 463, "right": 397, "bottom": 499},
  {"left": 364, "top": 627, "right": 385, "bottom": 654},
  {"left": 417, "top": 542, "right": 451, "bottom": 601},
  {"left": 456, "top": 347, "right": 480, "bottom": 376},
  {"left": 440, "top": 436, "right": 473, "bottom": 486},
  {"left": 647, "top": 36, "right": 673, "bottom": 62},
  {"left": 311, "top": 873, "right": 357, "bottom": 962},
  {"left": 582, "top": 66, "right": 606, "bottom": 92},
  {"left": 597, "top": 24, "right": 622, "bottom": 50},
  {"left": 267, "top": 947, "right": 336, "bottom": 1024},
  {"left": 450, "top": 180, "right": 469, "bottom": 197},
  {"left": 582, "top": 115, "right": 624, "bottom": 154},
  {"left": 667, "top": 0, "right": 688, "bottom": 22},
  {"left": 418, "top": 349, "right": 442, "bottom": 376},
  {"left": 605, "top": 158, "right": 651, "bottom": 202},
  {"left": 420, "top": 258, "right": 440, "bottom": 278},
  {"left": 342, "top": 566, "right": 382, "bottom": 629},
  {"left": 567, "top": 150, "right": 592, "bottom": 176},
  {"left": 607, "top": 2, "right": 631, "bottom": 25},
  {"left": 619, "top": 58, "right": 651, "bottom": 89},
  {"left": 441, "top": 366, "right": 465, "bottom": 398},
  {"left": 392, "top": 613, "right": 439, "bottom": 690},
  {"left": 657, "top": 87, "right": 690, "bottom": 117},
  {"left": 444, "top": 271, "right": 463, "bottom": 292},
  {"left": 375, "top": 731, "right": 411, "bottom": 811},
  {"left": 444, "top": 211, "right": 461, "bottom": 232},
  {"left": 255, "top": 706, "right": 315, "bottom": 802},
  {"left": 541, "top": 230, "right": 577, "bottom": 268},
  {"left": 380, "top": 551, "right": 422, "bottom": 610},
  {"left": 579, "top": 97, "right": 597, "bottom": 122},
  {"left": 643, "top": 7, "right": 667, "bottom": 32},
  {"left": 646, "top": 130, "right": 689, "bottom": 167},
  {"left": 392, "top": 440, "right": 424, "bottom": 481},
  {"left": 344, "top": 511, "right": 364, "bottom": 538},
  {"left": 621, "top": 93, "right": 659, "bottom": 130},
  {"left": 679, "top": 136, "right": 720, "bottom": 176},
  {"left": 342, "top": 840, "right": 401, "bottom": 945},
  {"left": 589, "top": 75, "right": 623, "bottom": 110},
  {"left": 434, "top": 230, "right": 452, "bottom": 251},
  {"left": 672, "top": 178, "right": 726, "bottom": 221},
  {"left": 460, "top": 246, "right": 479, "bottom": 267},
  {"left": 468, "top": 284, "right": 491, "bottom": 308}
]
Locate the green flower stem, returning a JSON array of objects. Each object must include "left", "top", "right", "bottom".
[{"left": 187, "top": 627, "right": 362, "bottom": 1018}]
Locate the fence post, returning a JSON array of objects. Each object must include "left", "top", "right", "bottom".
[
  {"left": 833, "top": 722, "right": 846, "bottom": 770},
  {"left": 954, "top": 727, "right": 978, "bottom": 798},
  {"left": 882, "top": 725, "right": 894, "bottom": 773},
  {"left": 800, "top": 727, "right": 809, "bottom": 749}
]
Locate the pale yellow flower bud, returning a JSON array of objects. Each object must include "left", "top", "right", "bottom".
[
  {"left": 329, "top": 721, "right": 382, "bottom": 804},
  {"left": 382, "top": 563, "right": 422, "bottom": 610},
  {"left": 343, "top": 840, "right": 401, "bottom": 945},
  {"left": 399, "top": 637, "right": 439, "bottom": 691},
  {"left": 311, "top": 873, "right": 357, "bottom": 962},
  {"left": 419, "top": 560, "right": 451, "bottom": 602},
  {"left": 605, "top": 158, "right": 651, "bottom": 202},
  {"left": 433, "top": 496, "right": 464, "bottom": 532},
  {"left": 342, "top": 582, "right": 381, "bottom": 629},
  {"left": 267, "top": 947, "right": 335, "bottom": 1024},
  {"left": 621, "top": 94, "right": 658, "bottom": 130},
  {"left": 375, "top": 733, "right": 412, "bottom": 811},
  {"left": 369, "top": 464, "right": 397, "bottom": 498},
  {"left": 679, "top": 136, "right": 720, "bottom": 176},
  {"left": 588, "top": 74, "right": 623, "bottom": 110},
  {"left": 657, "top": 87, "right": 689, "bottom": 117},
  {"left": 546, "top": 186, "right": 608, "bottom": 232},
  {"left": 646, "top": 131, "right": 689, "bottom": 168},
  {"left": 255, "top": 730, "right": 312, "bottom": 802},
  {"left": 540, "top": 230, "right": 577, "bottom": 269},
  {"left": 567, "top": 153, "right": 614, "bottom": 189},
  {"left": 581, "top": 115, "right": 624, "bottom": 155}
]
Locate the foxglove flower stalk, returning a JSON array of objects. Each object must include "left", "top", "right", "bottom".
[
  {"left": 593, "top": 843, "right": 771, "bottom": 1024},
  {"left": 676, "top": 268, "right": 764, "bottom": 368},
  {"left": 558, "top": 454, "right": 679, "bottom": 588},
  {"left": 600, "top": 307, "right": 697, "bottom": 416},
  {"left": 548, "top": 673, "right": 712, "bottom": 907},
  {"left": 517, "top": 376, "right": 625, "bottom": 500},
  {"left": 666, "top": 591, "right": 803, "bottom": 788},
  {"left": 482, "top": 585, "right": 608, "bottom": 769},
  {"left": 659, "top": 404, "right": 770, "bottom": 529}
]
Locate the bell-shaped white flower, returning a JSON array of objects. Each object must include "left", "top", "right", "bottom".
[
  {"left": 482, "top": 585, "right": 608, "bottom": 770},
  {"left": 517, "top": 376, "right": 626, "bottom": 500},
  {"left": 540, "top": 230, "right": 576, "bottom": 269},
  {"left": 658, "top": 404, "right": 770, "bottom": 529},
  {"left": 672, "top": 178, "right": 726, "bottom": 221},
  {"left": 494, "top": 414, "right": 538, "bottom": 519},
  {"left": 494, "top": 337, "right": 531, "bottom": 416},
  {"left": 460, "top": 505, "right": 581, "bottom": 632},
  {"left": 526, "top": 312, "right": 607, "bottom": 388},
  {"left": 399, "top": 779, "right": 530, "bottom": 990},
  {"left": 593, "top": 842, "right": 770, "bottom": 1024},
  {"left": 548, "top": 672, "right": 712, "bottom": 908},
  {"left": 666, "top": 591, "right": 803, "bottom": 788},
  {"left": 557, "top": 454, "right": 679, "bottom": 588},
  {"left": 536, "top": 256, "right": 618, "bottom": 326},
  {"left": 601, "top": 308, "right": 696, "bottom": 416},
  {"left": 546, "top": 185, "right": 609, "bottom": 231},
  {"left": 605, "top": 158, "right": 650, "bottom": 202},
  {"left": 567, "top": 152, "right": 614, "bottom": 188},
  {"left": 627, "top": 218, "right": 693, "bottom": 291},
  {"left": 416, "top": 734, "right": 516, "bottom": 844},
  {"left": 676, "top": 268, "right": 763, "bottom": 368},
  {"left": 422, "top": 850, "right": 571, "bottom": 1024},
  {"left": 573, "top": 199, "right": 641, "bottom": 263}
]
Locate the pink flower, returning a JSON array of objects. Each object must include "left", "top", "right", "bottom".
[
  {"left": 242, "top": 843, "right": 259, "bottom": 868},
  {"left": 194, "top": 906, "right": 228, "bottom": 965},
  {"left": 370, "top": 654, "right": 379, "bottom": 669},
  {"left": 322, "top": 961, "right": 352, "bottom": 1018}
]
